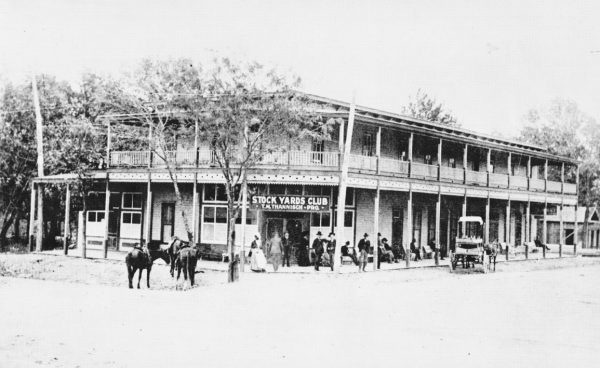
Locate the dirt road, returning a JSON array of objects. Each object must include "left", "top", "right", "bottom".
[{"left": 1, "top": 258, "right": 599, "bottom": 367}]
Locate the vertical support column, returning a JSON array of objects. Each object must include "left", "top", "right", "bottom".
[
  {"left": 240, "top": 179, "right": 248, "bottom": 272},
  {"left": 437, "top": 139, "right": 442, "bottom": 181},
  {"left": 103, "top": 175, "right": 110, "bottom": 258},
  {"left": 408, "top": 133, "right": 414, "bottom": 178},
  {"left": 574, "top": 204, "right": 578, "bottom": 256},
  {"left": 527, "top": 156, "right": 531, "bottom": 191},
  {"left": 505, "top": 199, "right": 511, "bottom": 260},
  {"left": 373, "top": 183, "right": 380, "bottom": 271},
  {"left": 525, "top": 201, "right": 531, "bottom": 257},
  {"left": 542, "top": 203, "right": 548, "bottom": 258},
  {"left": 375, "top": 126, "right": 381, "bottom": 175},
  {"left": 148, "top": 121, "right": 153, "bottom": 168},
  {"left": 63, "top": 184, "right": 71, "bottom": 255},
  {"left": 28, "top": 183, "right": 36, "bottom": 252},
  {"left": 486, "top": 149, "right": 491, "bottom": 187},
  {"left": 338, "top": 119, "right": 345, "bottom": 153},
  {"left": 485, "top": 197, "right": 490, "bottom": 245},
  {"left": 435, "top": 193, "right": 441, "bottom": 266},
  {"left": 461, "top": 194, "right": 467, "bottom": 235},
  {"left": 406, "top": 187, "right": 413, "bottom": 268},
  {"left": 463, "top": 144, "right": 468, "bottom": 184},
  {"left": 575, "top": 164, "right": 580, "bottom": 253},
  {"left": 194, "top": 118, "right": 199, "bottom": 167},
  {"left": 507, "top": 152, "right": 512, "bottom": 188},
  {"left": 559, "top": 202, "right": 564, "bottom": 257},
  {"left": 36, "top": 184, "right": 43, "bottom": 252},
  {"left": 561, "top": 162, "right": 565, "bottom": 194},
  {"left": 191, "top": 174, "right": 198, "bottom": 246},
  {"left": 106, "top": 120, "right": 111, "bottom": 168},
  {"left": 544, "top": 159, "right": 548, "bottom": 192},
  {"left": 333, "top": 97, "right": 356, "bottom": 272},
  {"left": 145, "top": 174, "right": 152, "bottom": 246}
]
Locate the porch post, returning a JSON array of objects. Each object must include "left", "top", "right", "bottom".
[
  {"left": 574, "top": 203, "right": 578, "bottom": 255},
  {"left": 505, "top": 199, "right": 511, "bottom": 260},
  {"left": 408, "top": 133, "right": 414, "bottom": 178},
  {"left": 406, "top": 187, "right": 412, "bottom": 268},
  {"left": 561, "top": 162, "right": 565, "bottom": 194},
  {"left": 63, "top": 183, "right": 71, "bottom": 255},
  {"left": 145, "top": 174, "right": 152, "bottom": 245},
  {"left": 106, "top": 119, "right": 111, "bottom": 168},
  {"left": 485, "top": 196, "right": 490, "bottom": 245},
  {"left": 461, "top": 194, "right": 467, "bottom": 235},
  {"left": 575, "top": 164, "right": 580, "bottom": 254},
  {"left": 543, "top": 203, "right": 547, "bottom": 258},
  {"left": 241, "top": 179, "right": 248, "bottom": 272},
  {"left": 338, "top": 119, "right": 345, "bottom": 153},
  {"left": 525, "top": 200, "right": 531, "bottom": 257},
  {"left": 192, "top": 174, "right": 198, "bottom": 246},
  {"left": 487, "top": 149, "right": 491, "bottom": 187},
  {"left": 463, "top": 144, "right": 468, "bottom": 184},
  {"left": 435, "top": 193, "right": 441, "bottom": 266},
  {"left": 28, "top": 182, "right": 36, "bottom": 252},
  {"left": 437, "top": 139, "right": 442, "bottom": 181},
  {"left": 527, "top": 156, "right": 531, "bottom": 191},
  {"left": 103, "top": 174, "right": 110, "bottom": 258},
  {"left": 373, "top": 183, "right": 380, "bottom": 271},
  {"left": 375, "top": 127, "right": 381, "bottom": 175},
  {"left": 507, "top": 152, "right": 512, "bottom": 188},
  {"left": 559, "top": 202, "right": 564, "bottom": 257},
  {"left": 544, "top": 159, "right": 548, "bottom": 192},
  {"left": 36, "top": 184, "right": 43, "bottom": 252}
]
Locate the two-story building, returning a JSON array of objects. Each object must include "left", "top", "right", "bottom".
[{"left": 30, "top": 94, "right": 580, "bottom": 263}]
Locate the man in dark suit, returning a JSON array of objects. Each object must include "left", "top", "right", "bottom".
[
  {"left": 282, "top": 231, "right": 292, "bottom": 267},
  {"left": 312, "top": 231, "right": 324, "bottom": 271},
  {"left": 357, "top": 233, "right": 370, "bottom": 272}
]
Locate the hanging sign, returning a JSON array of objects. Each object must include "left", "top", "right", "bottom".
[{"left": 250, "top": 195, "right": 330, "bottom": 212}]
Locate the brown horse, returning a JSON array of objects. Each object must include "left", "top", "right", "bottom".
[
  {"left": 125, "top": 246, "right": 170, "bottom": 289},
  {"left": 176, "top": 247, "right": 200, "bottom": 288},
  {"left": 167, "top": 237, "right": 190, "bottom": 277}
]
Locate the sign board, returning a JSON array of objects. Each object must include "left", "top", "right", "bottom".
[{"left": 250, "top": 195, "right": 330, "bottom": 212}]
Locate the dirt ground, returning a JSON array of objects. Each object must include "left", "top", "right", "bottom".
[{"left": 1, "top": 254, "right": 599, "bottom": 367}]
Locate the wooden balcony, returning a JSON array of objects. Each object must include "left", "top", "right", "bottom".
[{"left": 107, "top": 150, "right": 576, "bottom": 198}]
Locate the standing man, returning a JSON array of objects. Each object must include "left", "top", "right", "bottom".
[
  {"left": 357, "top": 233, "right": 370, "bottom": 272},
  {"left": 268, "top": 232, "right": 283, "bottom": 272},
  {"left": 282, "top": 231, "right": 292, "bottom": 267},
  {"left": 323, "top": 232, "right": 336, "bottom": 271},
  {"left": 312, "top": 231, "right": 324, "bottom": 271}
]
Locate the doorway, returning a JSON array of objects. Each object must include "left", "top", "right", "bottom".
[{"left": 161, "top": 203, "right": 175, "bottom": 242}]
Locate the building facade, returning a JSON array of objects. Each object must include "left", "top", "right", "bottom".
[{"left": 31, "top": 94, "right": 580, "bottom": 262}]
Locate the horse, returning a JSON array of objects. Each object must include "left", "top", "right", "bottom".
[
  {"left": 167, "top": 237, "right": 190, "bottom": 277},
  {"left": 176, "top": 246, "right": 200, "bottom": 288},
  {"left": 125, "top": 246, "right": 170, "bottom": 289}
]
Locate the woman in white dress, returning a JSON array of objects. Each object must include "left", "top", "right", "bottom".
[{"left": 249, "top": 234, "right": 267, "bottom": 272}]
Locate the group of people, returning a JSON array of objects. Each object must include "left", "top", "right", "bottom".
[{"left": 247, "top": 230, "right": 442, "bottom": 273}]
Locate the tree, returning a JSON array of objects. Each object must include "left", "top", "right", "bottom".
[
  {"left": 519, "top": 98, "right": 600, "bottom": 247},
  {"left": 402, "top": 89, "right": 459, "bottom": 126}
]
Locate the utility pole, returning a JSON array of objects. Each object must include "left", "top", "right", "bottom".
[
  {"left": 32, "top": 75, "right": 45, "bottom": 252},
  {"left": 333, "top": 93, "right": 356, "bottom": 272}
]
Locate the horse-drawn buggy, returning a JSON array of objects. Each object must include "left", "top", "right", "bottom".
[{"left": 449, "top": 216, "right": 496, "bottom": 273}]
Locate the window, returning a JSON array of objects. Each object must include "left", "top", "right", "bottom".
[
  {"left": 449, "top": 158, "right": 456, "bottom": 168},
  {"left": 333, "top": 210, "right": 354, "bottom": 227},
  {"left": 122, "top": 212, "right": 142, "bottom": 224},
  {"left": 204, "top": 184, "right": 227, "bottom": 201},
  {"left": 87, "top": 211, "right": 106, "bottom": 222},
  {"left": 311, "top": 212, "right": 331, "bottom": 227},
  {"left": 122, "top": 193, "right": 142, "bottom": 209},
  {"left": 311, "top": 139, "right": 324, "bottom": 152},
  {"left": 202, "top": 205, "right": 228, "bottom": 243},
  {"left": 362, "top": 133, "right": 373, "bottom": 156},
  {"left": 332, "top": 187, "right": 354, "bottom": 207}
]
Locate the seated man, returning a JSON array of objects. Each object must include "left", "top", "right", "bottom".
[
  {"left": 410, "top": 238, "right": 421, "bottom": 261},
  {"left": 391, "top": 242, "right": 405, "bottom": 260},
  {"left": 534, "top": 237, "right": 551, "bottom": 251},
  {"left": 341, "top": 241, "right": 359, "bottom": 266},
  {"left": 379, "top": 238, "right": 395, "bottom": 264}
]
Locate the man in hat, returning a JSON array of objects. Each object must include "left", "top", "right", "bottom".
[
  {"left": 322, "top": 232, "right": 336, "bottom": 271},
  {"left": 357, "top": 233, "right": 370, "bottom": 272},
  {"left": 282, "top": 231, "right": 292, "bottom": 267},
  {"left": 312, "top": 231, "right": 324, "bottom": 271}
]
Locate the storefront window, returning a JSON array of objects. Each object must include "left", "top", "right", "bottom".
[
  {"left": 122, "top": 193, "right": 142, "bottom": 209},
  {"left": 204, "top": 184, "right": 227, "bottom": 201},
  {"left": 311, "top": 212, "right": 330, "bottom": 227},
  {"left": 202, "top": 205, "right": 228, "bottom": 243},
  {"left": 333, "top": 210, "right": 354, "bottom": 227},
  {"left": 332, "top": 187, "right": 354, "bottom": 207}
]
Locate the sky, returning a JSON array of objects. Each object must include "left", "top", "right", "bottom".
[{"left": 1, "top": 0, "right": 600, "bottom": 136}]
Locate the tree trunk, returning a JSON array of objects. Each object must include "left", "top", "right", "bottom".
[
  {"left": 583, "top": 207, "right": 590, "bottom": 249},
  {"left": 165, "top": 166, "right": 193, "bottom": 244},
  {"left": 0, "top": 210, "right": 17, "bottom": 252},
  {"left": 81, "top": 193, "right": 87, "bottom": 258}
]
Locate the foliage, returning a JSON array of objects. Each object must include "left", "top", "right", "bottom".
[{"left": 402, "top": 89, "right": 459, "bottom": 126}]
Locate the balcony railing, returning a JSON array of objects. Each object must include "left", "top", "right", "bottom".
[
  {"left": 440, "top": 166, "right": 464, "bottom": 182},
  {"left": 510, "top": 175, "right": 528, "bottom": 190},
  {"left": 466, "top": 170, "right": 488, "bottom": 186},
  {"left": 110, "top": 151, "right": 150, "bottom": 167},
  {"left": 530, "top": 178, "right": 545, "bottom": 191},
  {"left": 349, "top": 154, "right": 377, "bottom": 171},
  {"left": 411, "top": 162, "right": 438, "bottom": 179},
  {"left": 547, "top": 180, "right": 562, "bottom": 193},
  {"left": 107, "top": 150, "right": 576, "bottom": 197},
  {"left": 379, "top": 158, "right": 409, "bottom": 175},
  {"left": 489, "top": 173, "right": 508, "bottom": 188}
]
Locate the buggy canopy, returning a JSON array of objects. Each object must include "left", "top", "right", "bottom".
[{"left": 458, "top": 216, "right": 483, "bottom": 224}]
